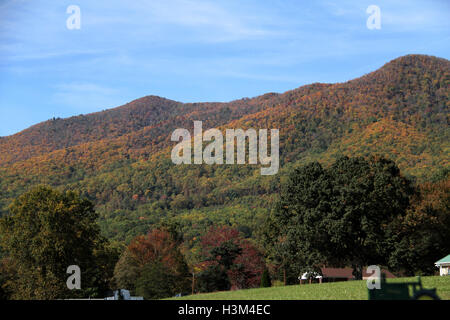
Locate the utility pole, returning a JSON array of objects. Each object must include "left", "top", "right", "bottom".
[{"left": 192, "top": 272, "right": 195, "bottom": 295}]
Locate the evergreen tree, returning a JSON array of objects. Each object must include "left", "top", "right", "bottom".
[{"left": 260, "top": 268, "right": 271, "bottom": 288}]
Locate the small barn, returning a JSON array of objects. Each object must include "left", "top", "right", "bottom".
[
  {"left": 299, "top": 267, "right": 396, "bottom": 284},
  {"left": 320, "top": 267, "right": 396, "bottom": 282},
  {"left": 435, "top": 255, "right": 450, "bottom": 276}
]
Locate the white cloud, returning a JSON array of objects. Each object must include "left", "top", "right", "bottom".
[
  {"left": 52, "top": 82, "right": 122, "bottom": 111},
  {"left": 54, "top": 83, "right": 117, "bottom": 95}
]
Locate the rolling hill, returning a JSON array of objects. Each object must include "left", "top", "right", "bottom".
[{"left": 0, "top": 54, "right": 448, "bottom": 243}]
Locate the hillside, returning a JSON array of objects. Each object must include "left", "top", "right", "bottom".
[
  {"left": 0, "top": 54, "right": 448, "bottom": 243},
  {"left": 168, "top": 276, "right": 450, "bottom": 300}
]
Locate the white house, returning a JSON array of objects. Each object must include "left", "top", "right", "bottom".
[{"left": 435, "top": 255, "right": 450, "bottom": 276}]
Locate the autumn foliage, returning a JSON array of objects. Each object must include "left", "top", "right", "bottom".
[
  {"left": 113, "top": 229, "right": 190, "bottom": 295},
  {"left": 198, "top": 226, "right": 266, "bottom": 290}
]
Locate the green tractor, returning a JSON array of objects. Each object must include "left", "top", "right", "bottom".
[{"left": 368, "top": 274, "right": 440, "bottom": 300}]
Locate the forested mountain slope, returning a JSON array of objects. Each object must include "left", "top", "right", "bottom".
[{"left": 0, "top": 54, "right": 448, "bottom": 242}]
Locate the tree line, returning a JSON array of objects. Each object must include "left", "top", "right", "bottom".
[{"left": 0, "top": 156, "right": 448, "bottom": 299}]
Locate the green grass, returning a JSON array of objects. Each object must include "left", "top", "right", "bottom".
[{"left": 169, "top": 276, "right": 450, "bottom": 300}]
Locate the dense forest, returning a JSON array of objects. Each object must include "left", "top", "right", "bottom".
[{"left": 1, "top": 156, "right": 448, "bottom": 299}]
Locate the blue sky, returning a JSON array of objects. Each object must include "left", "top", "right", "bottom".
[{"left": 0, "top": 0, "right": 449, "bottom": 136}]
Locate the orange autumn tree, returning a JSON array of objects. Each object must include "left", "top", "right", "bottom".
[{"left": 113, "top": 228, "right": 190, "bottom": 296}]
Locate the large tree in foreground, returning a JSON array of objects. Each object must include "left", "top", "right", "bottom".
[
  {"left": 113, "top": 228, "right": 190, "bottom": 298},
  {"left": 0, "top": 186, "right": 117, "bottom": 299},
  {"left": 196, "top": 226, "right": 266, "bottom": 292},
  {"left": 263, "top": 156, "right": 415, "bottom": 279},
  {"left": 387, "top": 177, "right": 450, "bottom": 275}
]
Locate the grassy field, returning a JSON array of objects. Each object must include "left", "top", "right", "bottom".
[{"left": 169, "top": 276, "right": 450, "bottom": 300}]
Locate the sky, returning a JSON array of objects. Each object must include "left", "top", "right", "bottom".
[{"left": 0, "top": 0, "right": 449, "bottom": 136}]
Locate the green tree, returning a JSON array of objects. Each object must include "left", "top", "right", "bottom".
[
  {"left": 209, "top": 240, "right": 242, "bottom": 270},
  {"left": 135, "top": 261, "right": 181, "bottom": 299},
  {"left": 387, "top": 178, "right": 450, "bottom": 275},
  {"left": 0, "top": 263, "right": 9, "bottom": 300},
  {"left": 112, "top": 249, "right": 141, "bottom": 292},
  {"left": 113, "top": 228, "right": 190, "bottom": 296},
  {"left": 196, "top": 265, "right": 230, "bottom": 293},
  {"left": 196, "top": 240, "right": 242, "bottom": 292},
  {"left": 264, "top": 156, "right": 414, "bottom": 279},
  {"left": 0, "top": 186, "right": 116, "bottom": 299},
  {"left": 260, "top": 268, "right": 271, "bottom": 288}
]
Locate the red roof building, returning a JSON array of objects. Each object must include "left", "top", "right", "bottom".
[{"left": 320, "top": 267, "right": 396, "bottom": 282}]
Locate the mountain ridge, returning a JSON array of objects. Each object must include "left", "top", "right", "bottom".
[{"left": 1, "top": 54, "right": 445, "bottom": 166}]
